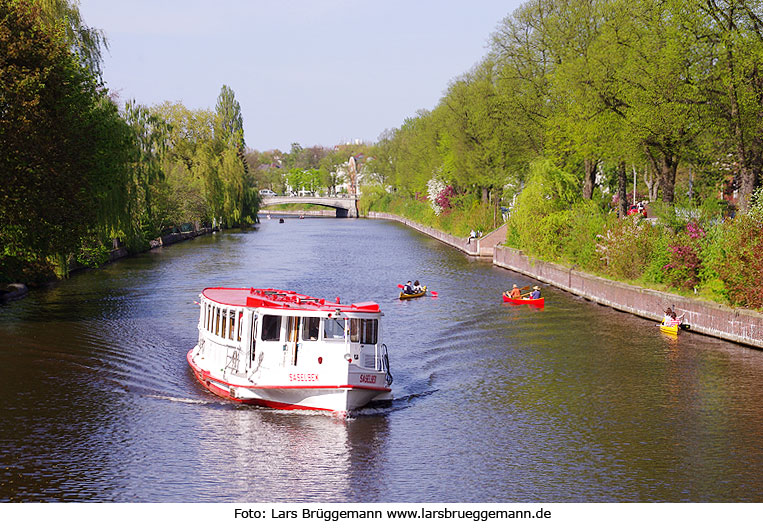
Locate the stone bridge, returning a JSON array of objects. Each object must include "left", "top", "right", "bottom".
[{"left": 261, "top": 195, "right": 358, "bottom": 217}]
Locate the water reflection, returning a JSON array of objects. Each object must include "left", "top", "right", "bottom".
[{"left": 1, "top": 218, "right": 763, "bottom": 502}]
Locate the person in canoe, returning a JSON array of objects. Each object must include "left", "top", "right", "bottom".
[
  {"left": 413, "top": 280, "right": 422, "bottom": 293},
  {"left": 504, "top": 284, "right": 522, "bottom": 299},
  {"left": 402, "top": 281, "right": 414, "bottom": 295},
  {"left": 523, "top": 286, "right": 541, "bottom": 300}
]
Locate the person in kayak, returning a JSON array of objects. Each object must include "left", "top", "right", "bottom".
[
  {"left": 661, "top": 308, "right": 684, "bottom": 327},
  {"left": 661, "top": 308, "right": 673, "bottom": 326},
  {"left": 505, "top": 284, "right": 522, "bottom": 299},
  {"left": 413, "top": 280, "right": 422, "bottom": 293},
  {"left": 402, "top": 281, "right": 414, "bottom": 295}
]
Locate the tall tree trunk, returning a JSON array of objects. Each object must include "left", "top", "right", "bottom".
[
  {"left": 726, "top": 30, "right": 754, "bottom": 212},
  {"left": 738, "top": 166, "right": 759, "bottom": 212},
  {"left": 643, "top": 165, "right": 659, "bottom": 201},
  {"left": 646, "top": 147, "right": 678, "bottom": 203},
  {"left": 715, "top": 1, "right": 763, "bottom": 213},
  {"left": 617, "top": 161, "right": 628, "bottom": 218},
  {"left": 659, "top": 154, "right": 679, "bottom": 204},
  {"left": 582, "top": 158, "right": 598, "bottom": 200}
]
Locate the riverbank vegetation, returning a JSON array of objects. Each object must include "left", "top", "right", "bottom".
[
  {"left": 0, "top": 0, "right": 256, "bottom": 284},
  {"left": 4, "top": 0, "right": 763, "bottom": 311},
  {"left": 358, "top": 0, "right": 763, "bottom": 309}
]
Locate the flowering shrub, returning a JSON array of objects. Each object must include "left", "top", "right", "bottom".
[
  {"left": 686, "top": 220, "right": 705, "bottom": 239},
  {"left": 426, "top": 176, "right": 456, "bottom": 215},
  {"left": 657, "top": 221, "right": 706, "bottom": 291},
  {"left": 595, "top": 216, "right": 660, "bottom": 279},
  {"left": 715, "top": 214, "right": 763, "bottom": 308},
  {"left": 435, "top": 185, "right": 455, "bottom": 212},
  {"left": 662, "top": 240, "right": 701, "bottom": 290},
  {"left": 427, "top": 177, "right": 446, "bottom": 215}
]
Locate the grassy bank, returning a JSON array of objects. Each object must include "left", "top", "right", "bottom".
[{"left": 359, "top": 188, "right": 501, "bottom": 238}]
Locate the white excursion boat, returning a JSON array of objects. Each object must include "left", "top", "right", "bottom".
[{"left": 187, "top": 288, "right": 393, "bottom": 413}]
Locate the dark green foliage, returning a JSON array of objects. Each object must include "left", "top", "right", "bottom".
[
  {"left": 0, "top": 0, "right": 130, "bottom": 276},
  {"left": 0, "top": 2, "right": 260, "bottom": 282}
]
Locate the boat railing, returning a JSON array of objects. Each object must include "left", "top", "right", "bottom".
[
  {"left": 224, "top": 347, "right": 242, "bottom": 375},
  {"left": 381, "top": 344, "right": 393, "bottom": 385}
]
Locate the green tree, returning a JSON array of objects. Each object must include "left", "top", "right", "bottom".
[
  {"left": 215, "top": 84, "right": 245, "bottom": 147},
  {"left": 211, "top": 87, "right": 257, "bottom": 225},
  {"left": 699, "top": 0, "right": 763, "bottom": 212},
  {"left": 122, "top": 101, "right": 171, "bottom": 245},
  {"left": 0, "top": 0, "right": 130, "bottom": 277}
]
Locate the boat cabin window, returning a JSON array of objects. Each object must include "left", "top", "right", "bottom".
[
  {"left": 323, "top": 318, "right": 345, "bottom": 340},
  {"left": 350, "top": 318, "right": 378, "bottom": 344},
  {"left": 221, "top": 309, "right": 228, "bottom": 338},
  {"left": 301, "top": 317, "right": 320, "bottom": 341},
  {"left": 261, "top": 315, "right": 282, "bottom": 341},
  {"left": 215, "top": 307, "right": 221, "bottom": 335},
  {"left": 228, "top": 312, "right": 235, "bottom": 340}
]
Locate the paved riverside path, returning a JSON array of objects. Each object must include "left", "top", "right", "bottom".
[{"left": 476, "top": 223, "right": 508, "bottom": 257}]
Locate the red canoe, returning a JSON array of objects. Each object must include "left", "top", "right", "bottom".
[{"left": 502, "top": 293, "right": 545, "bottom": 308}]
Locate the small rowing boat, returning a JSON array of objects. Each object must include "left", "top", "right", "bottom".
[
  {"left": 400, "top": 286, "right": 427, "bottom": 300},
  {"left": 502, "top": 293, "right": 545, "bottom": 308}
]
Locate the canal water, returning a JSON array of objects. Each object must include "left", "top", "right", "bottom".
[{"left": 1, "top": 218, "right": 762, "bottom": 502}]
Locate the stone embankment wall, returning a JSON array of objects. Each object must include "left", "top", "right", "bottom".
[
  {"left": 151, "top": 227, "right": 214, "bottom": 250},
  {"left": 366, "top": 212, "right": 479, "bottom": 256},
  {"left": 493, "top": 245, "right": 763, "bottom": 350}
]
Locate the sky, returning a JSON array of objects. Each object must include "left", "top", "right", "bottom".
[{"left": 78, "top": 0, "right": 524, "bottom": 152}]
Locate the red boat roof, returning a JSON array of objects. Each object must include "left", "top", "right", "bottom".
[{"left": 201, "top": 288, "right": 381, "bottom": 313}]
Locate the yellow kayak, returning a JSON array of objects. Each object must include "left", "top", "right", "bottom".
[
  {"left": 399, "top": 286, "right": 427, "bottom": 300},
  {"left": 659, "top": 324, "right": 679, "bottom": 335}
]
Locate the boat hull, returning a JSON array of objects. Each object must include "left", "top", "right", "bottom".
[
  {"left": 187, "top": 349, "right": 391, "bottom": 413},
  {"left": 399, "top": 287, "right": 427, "bottom": 300},
  {"left": 659, "top": 324, "right": 679, "bottom": 335},
  {"left": 502, "top": 293, "right": 545, "bottom": 308}
]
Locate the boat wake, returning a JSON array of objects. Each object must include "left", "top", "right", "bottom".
[
  {"left": 351, "top": 389, "right": 439, "bottom": 416},
  {"left": 145, "top": 394, "right": 218, "bottom": 405}
]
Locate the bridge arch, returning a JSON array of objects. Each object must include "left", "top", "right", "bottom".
[{"left": 261, "top": 196, "right": 358, "bottom": 218}]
